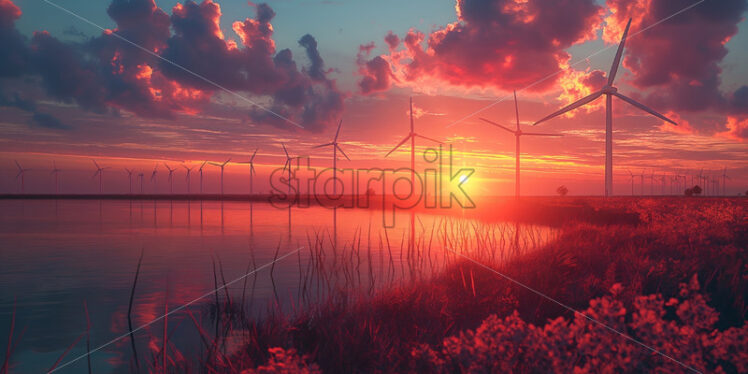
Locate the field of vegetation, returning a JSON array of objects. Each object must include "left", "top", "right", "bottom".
[
  {"left": 167, "top": 197, "right": 743, "bottom": 373},
  {"left": 7, "top": 198, "right": 745, "bottom": 373}
]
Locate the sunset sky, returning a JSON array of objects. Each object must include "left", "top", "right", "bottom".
[{"left": 0, "top": 0, "right": 746, "bottom": 196}]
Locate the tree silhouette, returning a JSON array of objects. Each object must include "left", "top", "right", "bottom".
[{"left": 556, "top": 185, "right": 568, "bottom": 197}]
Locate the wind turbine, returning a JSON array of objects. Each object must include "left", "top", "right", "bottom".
[
  {"left": 385, "top": 97, "right": 442, "bottom": 183},
  {"left": 238, "top": 149, "right": 259, "bottom": 195},
  {"left": 313, "top": 120, "right": 351, "bottom": 196},
  {"left": 14, "top": 160, "right": 29, "bottom": 193},
  {"left": 150, "top": 164, "right": 159, "bottom": 193},
  {"left": 721, "top": 167, "right": 730, "bottom": 196},
  {"left": 164, "top": 163, "right": 176, "bottom": 194},
  {"left": 92, "top": 160, "right": 109, "bottom": 194},
  {"left": 51, "top": 161, "right": 62, "bottom": 194},
  {"left": 209, "top": 158, "right": 231, "bottom": 195},
  {"left": 639, "top": 170, "right": 645, "bottom": 195},
  {"left": 480, "top": 91, "right": 562, "bottom": 198},
  {"left": 138, "top": 171, "right": 144, "bottom": 194},
  {"left": 533, "top": 19, "right": 677, "bottom": 196},
  {"left": 198, "top": 161, "right": 208, "bottom": 194},
  {"left": 183, "top": 164, "right": 194, "bottom": 194},
  {"left": 626, "top": 169, "right": 636, "bottom": 196},
  {"left": 125, "top": 168, "right": 134, "bottom": 194}
]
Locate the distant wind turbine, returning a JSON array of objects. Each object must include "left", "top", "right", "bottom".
[
  {"left": 480, "top": 91, "right": 562, "bottom": 198},
  {"left": 150, "top": 164, "right": 159, "bottom": 193},
  {"left": 138, "top": 171, "right": 144, "bottom": 194},
  {"left": 209, "top": 158, "right": 231, "bottom": 195},
  {"left": 721, "top": 167, "right": 730, "bottom": 196},
  {"left": 385, "top": 97, "right": 442, "bottom": 183},
  {"left": 626, "top": 169, "right": 636, "bottom": 196},
  {"left": 238, "top": 149, "right": 259, "bottom": 195},
  {"left": 183, "top": 164, "right": 194, "bottom": 194},
  {"left": 92, "top": 160, "right": 109, "bottom": 194},
  {"left": 51, "top": 161, "right": 62, "bottom": 194},
  {"left": 533, "top": 19, "right": 677, "bottom": 196},
  {"left": 313, "top": 120, "right": 351, "bottom": 196},
  {"left": 125, "top": 168, "right": 134, "bottom": 194},
  {"left": 280, "top": 143, "right": 303, "bottom": 197},
  {"left": 198, "top": 161, "right": 208, "bottom": 194},
  {"left": 15, "top": 160, "right": 29, "bottom": 193},
  {"left": 164, "top": 163, "right": 176, "bottom": 194}
]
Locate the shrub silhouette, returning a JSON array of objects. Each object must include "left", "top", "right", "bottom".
[{"left": 556, "top": 185, "right": 569, "bottom": 196}]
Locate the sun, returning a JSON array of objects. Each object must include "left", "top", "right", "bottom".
[{"left": 459, "top": 175, "right": 469, "bottom": 184}]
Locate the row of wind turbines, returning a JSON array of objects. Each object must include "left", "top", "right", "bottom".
[
  {"left": 625, "top": 168, "right": 732, "bottom": 196},
  {"left": 6, "top": 19, "right": 736, "bottom": 197}
]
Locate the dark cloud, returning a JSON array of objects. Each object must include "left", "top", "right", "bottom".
[
  {"left": 356, "top": 43, "right": 392, "bottom": 94},
  {"left": 0, "top": 0, "right": 344, "bottom": 131},
  {"left": 0, "top": 92, "right": 69, "bottom": 129},
  {"left": 605, "top": 0, "right": 747, "bottom": 114},
  {"left": 357, "top": 0, "right": 603, "bottom": 94}
]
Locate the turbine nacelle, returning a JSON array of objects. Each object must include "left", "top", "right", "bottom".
[{"left": 601, "top": 85, "right": 618, "bottom": 95}]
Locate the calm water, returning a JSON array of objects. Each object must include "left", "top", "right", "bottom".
[{"left": 0, "top": 199, "right": 555, "bottom": 373}]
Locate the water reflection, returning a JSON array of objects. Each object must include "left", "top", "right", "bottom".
[{"left": 0, "top": 200, "right": 556, "bottom": 373}]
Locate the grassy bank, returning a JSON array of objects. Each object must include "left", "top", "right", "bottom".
[{"left": 217, "top": 198, "right": 746, "bottom": 373}]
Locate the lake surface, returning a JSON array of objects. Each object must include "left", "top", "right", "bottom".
[{"left": 0, "top": 199, "right": 556, "bottom": 373}]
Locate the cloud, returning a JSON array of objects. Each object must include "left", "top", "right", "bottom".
[
  {"left": 603, "top": 0, "right": 747, "bottom": 114},
  {"left": 0, "top": 0, "right": 344, "bottom": 131},
  {"left": 356, "top": 42, "right": 393, "bottom": 94},
  {"left": 357, "top": 0, "right": 603, "bottom": 94},
  {"left": 717, "top": 116, "right": 748, "bottom": 142},
  {"left": 0, "top": 92, "right": 69, "bottom": 129}
]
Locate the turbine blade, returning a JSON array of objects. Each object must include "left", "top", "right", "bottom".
[
  {"left": 14, "top": 160, "right": 22, "bottom": 171},
  {"left": 200, "top": 161, "right": 207, "bottom": 169},
  {"left": 92, "top": 160, "right": 100, "bottom": 168},
  {"left": 522, "top": 132, "right": 563, "bottom": 137},
  {"left": 613, "top": 92, "right": 677, "bottom": 125},
  {"left": 336, "top": 144, "right": 351, "bottom": 161},
  {"left": 533, "top": 90, "right": 603, "bottom": 126},
  {"left": 223, "top": 158, "right": 231, "bottom": 166},
  {"left": 313, "top": 142, "right": 333, "bottom": 149},
  {"left": 479, "top": 118, "right": 515, "bottom": 133},
  {"left": 608, "top": 18, "right": 632, "bottom": 85},
  {"left": 513, "top": 90, "right": 520, "bottom": 131},
  {"left": 16, "top": 171, "right": 23, "bottom": 179},
  {"left": 250, "top": 148, "right": 258, "bottom": 162},
  {"left": 282, "top": 143, "right": 289, "bottom": 158},
  {"left": 414, "top": 133, "right": 442, "bottom": 144},
  {"left": 250, "top": 165, "right": 256, "bottom": 175},
  {"left": 409, "top": 97, "right": 414, "bottom": 133},
  {"left": 385, "top": 135, "right": 412, "bottom": 158},
  {"left": 334, "top": 119, "right": 343, "bottom": 141}
]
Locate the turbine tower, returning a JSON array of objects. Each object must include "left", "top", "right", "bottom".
[
  {"left": 125, "top": 168, "right": 134, "bottom": 194},
  {"left": 721, "top": 167, "right": 730, "bottom": 196},
  {"left": 238, "top": 149, "right": 259, "bottom": 195},
  {"left": 480, "top": 91, "right": 562, "bottom": 198},
  {"left": 92, "top": 160, "right": 109, "bottom": 194},
  {"left": 14, "top": 160, "right": 29, "bottom": 193},
  {"left": 138, "top": 171, "right": 144, "bottom": 194},
  {"left": 164, "top": 163, "right": 176, "bottom": 194},
  {"left": 183, "top": 164, "right": 194, "bottom": 194},
  {"left": 313, "top": 120, "right": 351, "bottom": 196},
  {"left": 51, "top": 161, "right": 62, "bottom": 194},
  {"left": 150, "top": 164, "right": 158, "bottom": 193},
  {"left": 198, "top": 161, "right": 207, "bottom": 194},
  {"left": 533, "top": 19, "right": 677, "bottom": 196},
  {"left": 209, "top": 158, "right": 231, "bottom": 195}
]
